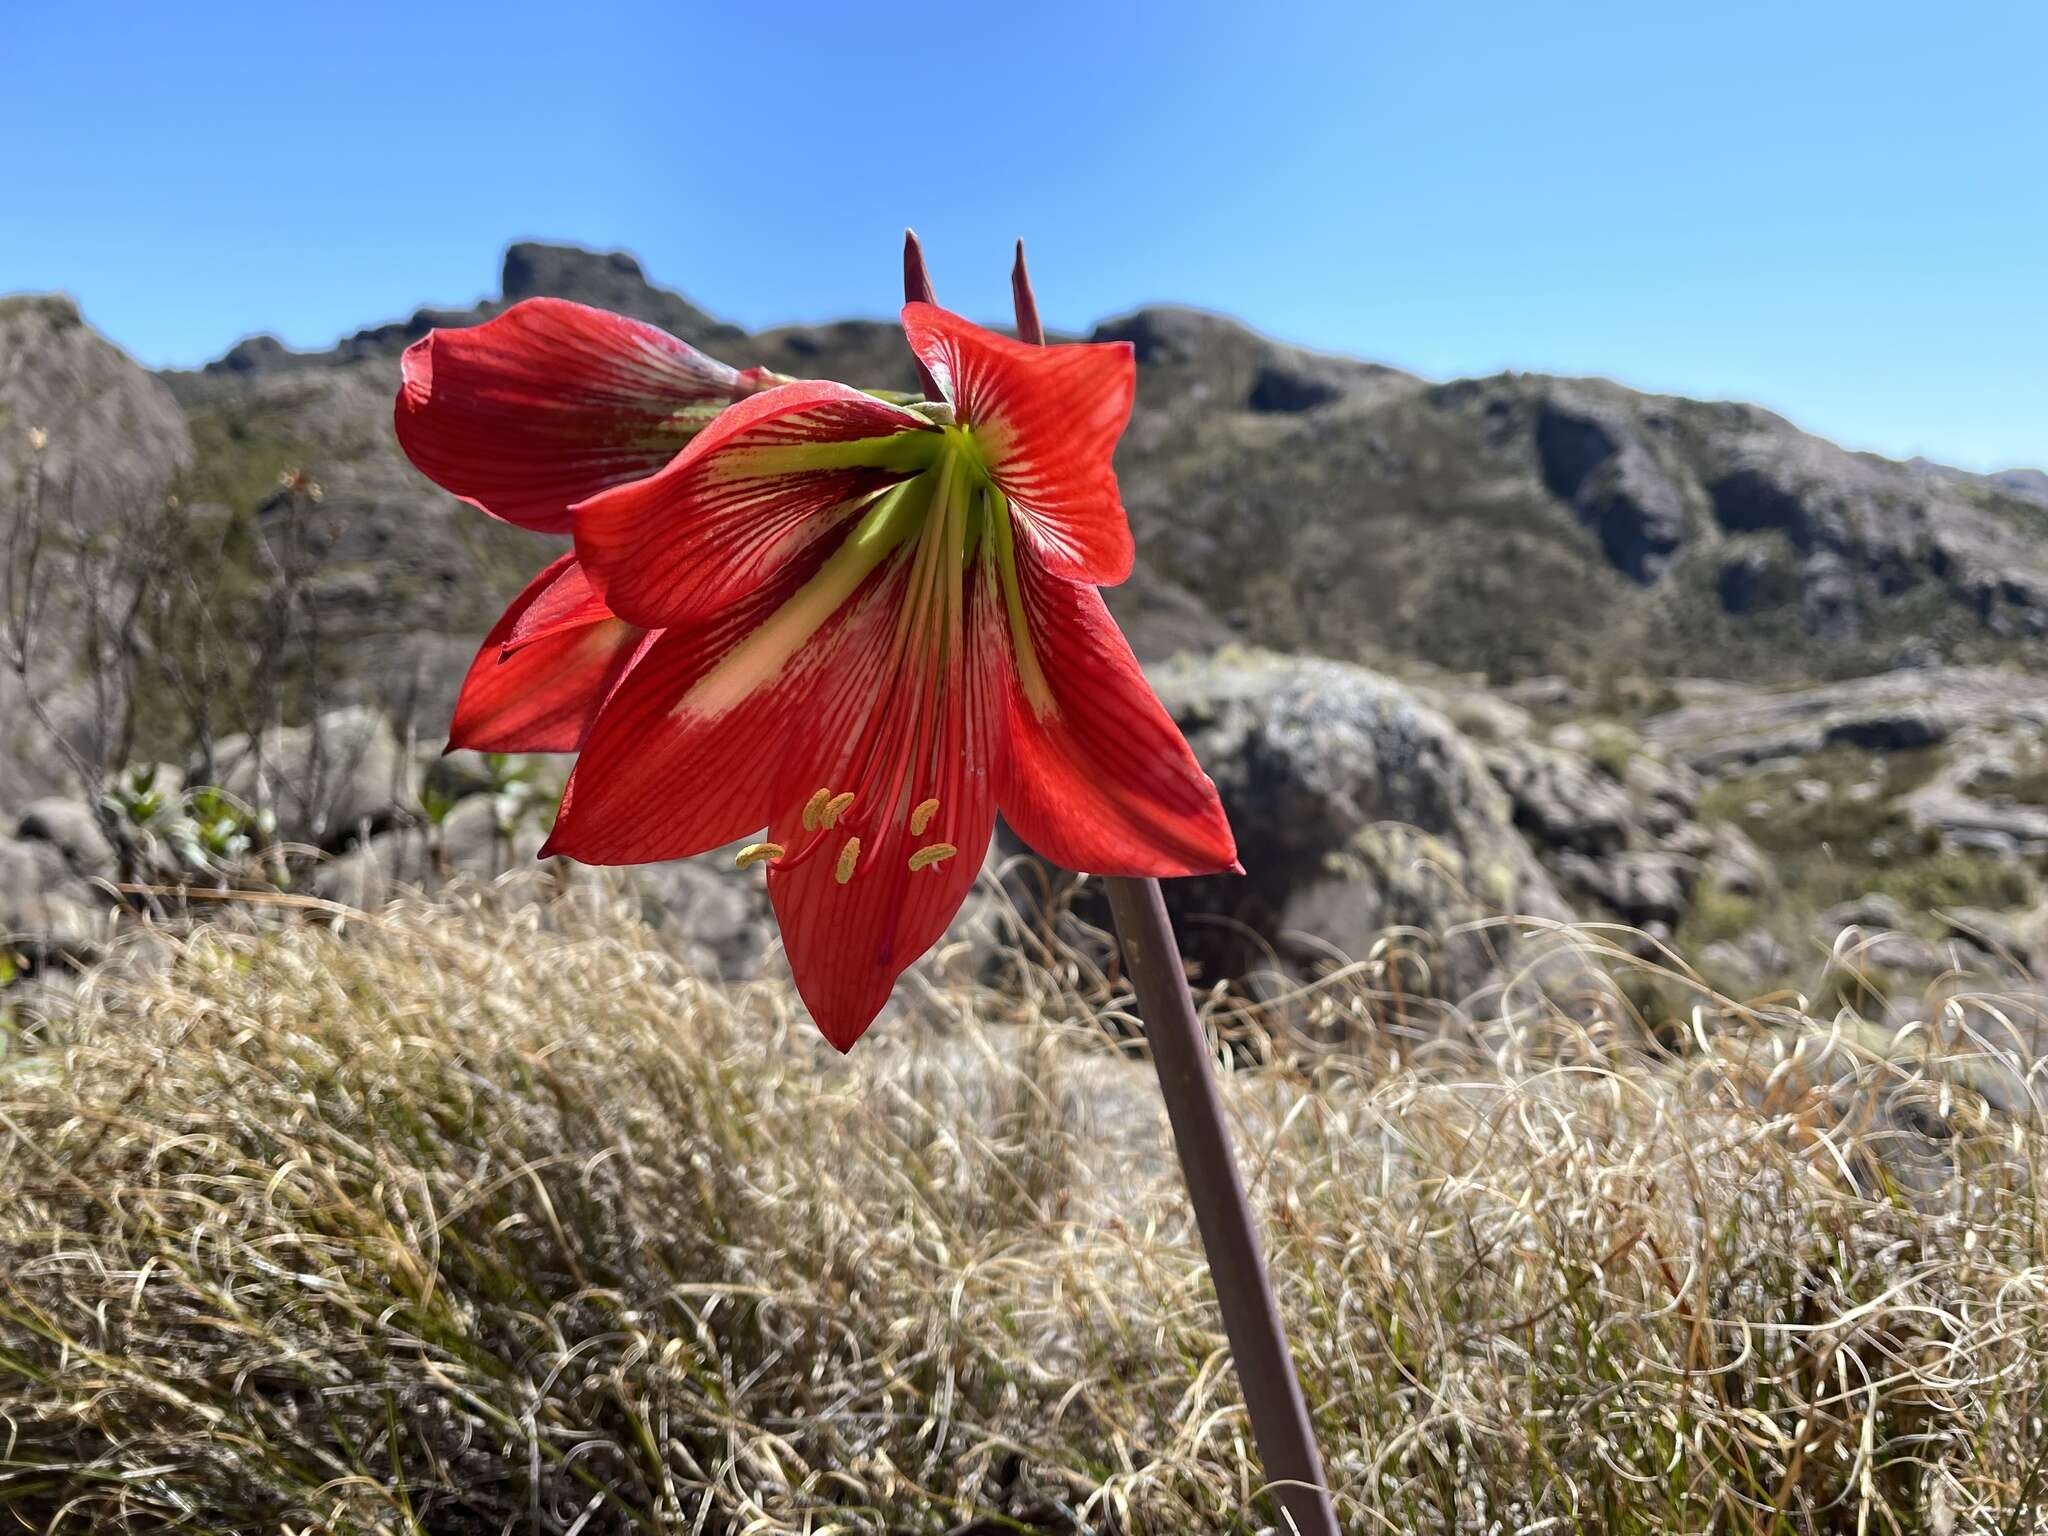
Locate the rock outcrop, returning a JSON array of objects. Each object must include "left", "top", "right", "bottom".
[
  {"left": 1021, "top": 651, "right": 1578, "bottom": 1002},
  {"left": 9, "top": 243, "right": 2048, "bottom": 1018},
  {"left": 127, "top": 241, "right": 2048, "bottom": 716},
  {"left": 2, "top": 295, "right": 194, "bottom": 802}
]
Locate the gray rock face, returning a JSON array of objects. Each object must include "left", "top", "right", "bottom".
[
  {"left": 1486, "top": 742, "right": 1635, "bottom": 856},
  {"left": 1, "top": 296, "right": 192, "bottom": 526},
  {"left": 1535, "top": 395, "right": 1687, "bottom": 582},
  {"left": 1697, "top": 420, "right": 2048, "bottom": 639},
  {"left": 1, "top": 296, "right": 195, "bottom": 803},
  {"left": 1553, "top": 850, "right": 1692, "bottom": 932},
  {"left": 1990, "top": 467, "right": 2048, "bottom": 504},
  {"left": 1646, "top": 668, "right": 2048, "bottom": 773},
  {"left": 1469, "top": 717, "right": 1738, "bottom": 933},
  {"left": 499, "top": 243, "right": 742, "bottom": 350},
  {"left": 1090, "top": 306, "right": 1411, "bottom": 413}
]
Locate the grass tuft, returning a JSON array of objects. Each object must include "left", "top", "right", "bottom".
[{"left": 2, "top": 883, "right": 2045, "bottom": 1532}]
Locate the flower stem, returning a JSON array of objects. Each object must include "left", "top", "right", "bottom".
[
  {"left": 1004, "top": 240, "right": 1334, "bottom": 1531},
  {"left": 1104, "top": 875, "right": 1338, "bottom": 1536}
]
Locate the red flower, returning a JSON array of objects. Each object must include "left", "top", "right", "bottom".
[
  {"left": 538, "top": 302, "right": 1237, "bottom": 1049},
  {"left": 394, "top": 297, "right": 782, "bottom": 534}
]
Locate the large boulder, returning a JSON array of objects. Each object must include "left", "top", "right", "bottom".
[
  {"left": 1066, "top": 651, "right": 1575, "bottom": 1001},
  {"left": 208, "top": 706, "right": 408, "bottom": 850}
]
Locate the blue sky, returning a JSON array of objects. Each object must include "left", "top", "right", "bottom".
[{"left": 4, "top": 1, "right": 2042, "bottom": 471}]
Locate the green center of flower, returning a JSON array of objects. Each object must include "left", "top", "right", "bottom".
[{"left": 679, "top": 430, "right": 1047, "bottom": 748}]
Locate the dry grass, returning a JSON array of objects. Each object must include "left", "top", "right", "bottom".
[{"left": 1, "top": 883, "right": 2046, "bottom": 1533}]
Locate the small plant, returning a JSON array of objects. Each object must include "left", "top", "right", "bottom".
[
  {"left": 164, "top": 784, "right": 276, "bottom": 881},
  {"left": 100, "top": 762, "right": 169, "bottom": 829}
]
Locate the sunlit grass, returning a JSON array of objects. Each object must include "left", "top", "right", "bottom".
[{"left": 1, "top": 881, "right": 2045, "bottom": 1532}]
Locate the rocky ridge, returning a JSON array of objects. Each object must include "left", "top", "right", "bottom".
[
  {"left": 6, "top": 244, "right": 2048, "bottom": 1015},
  {"left": 152, "top": 242, "right": 2048, "bottom": 699}
]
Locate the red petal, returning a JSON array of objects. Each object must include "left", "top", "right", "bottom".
[
  {"left": 395, "top": 298, "right": 744, "bottom": 535},
  {"left": 572, "top": 380, "right": 938, "bottom": 630},
  {"left": 995, "top": 569, "right": 1237, "bottom": 878},
  {"left": 763, "top": 552, "right": 1007, "bottom": 1050},
  {"left": 901, "top": 302, "right": 1137, "bottom": 585},
  {"left": 501, "top": 556, "right": 613, "bottom": 653},
  {"left": 449, "top": 555, "right": 647, "bottom": 752},
  {"left": 541, "top": 550, "right": 835, "bottom": 864}
]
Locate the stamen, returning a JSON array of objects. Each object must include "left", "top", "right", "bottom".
[
  {"left": 802, "top": 788, "right": 833, "bottom": 831},
  {"left": 834, "top": 837, "right": 862, "bottom": 885},
  {"left": 909, "top": 798, "right": 940, "bottom": 836},
  {"left": 907, "top": 843, "right": 958, "bottom": 872},
  {"left": 822, "top": 791, "right": 857, "bottom": 829},
  {"left": 734, "top": 841, "right": 785, "bottom": 870}
]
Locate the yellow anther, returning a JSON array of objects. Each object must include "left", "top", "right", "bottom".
[
  {"left": 907, "top": 842, "right": 959, "bottom": 872},
  {"left": 909, "top": 797, "right": 940, "bottom": 836},
  {"left": 834, "top": 837, "right": 862, "bottom": 885},
  {"left": 734, "top": 841, "right": 785, "bottom": 869},
  {"left": 801, "top": 787, "right": 833, "bottom": 831},
  {"left": 821, "top": 791, "right": 857, "bottom": 828}
]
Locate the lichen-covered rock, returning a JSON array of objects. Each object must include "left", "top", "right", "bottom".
[
  {"left": 1484, "top": 741, "right": 1635, "bottom": 856},
  {"left": 1105, "top": 651, "right": 1573, "bottom": 999}
]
